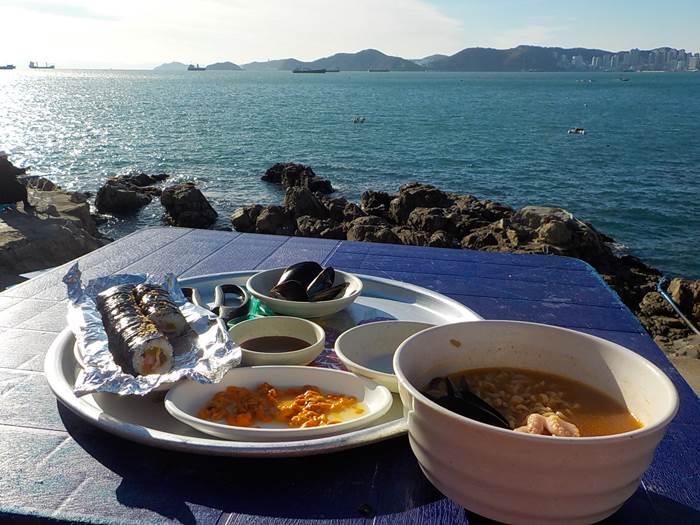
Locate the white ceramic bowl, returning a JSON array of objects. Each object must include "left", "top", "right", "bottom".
[
  {"left": 228, "top": 316, "right": 325, "bottom": 366},
  {"left": 394, "top": 320, "right": 679, "bottom": 525},
  {"left": 246, "top": 267, "right": 363, "bottom": 318},
  {"left": 334, "top": 321, "right": 433, "bottom": 392},
  {"left": 165, "top": 366, "right": 393, "bottom": 441}
]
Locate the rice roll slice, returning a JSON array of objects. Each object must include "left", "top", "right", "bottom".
[
  {"left": 133, "top": 284, "right": 189, "bottom": 337},
  {"left": 96, "top": 284, "right": 174, "bottom": 376}
]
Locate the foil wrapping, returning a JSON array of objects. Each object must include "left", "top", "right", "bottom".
[{"left": 64, "top": 263, "right": 241, "bottom": 396}]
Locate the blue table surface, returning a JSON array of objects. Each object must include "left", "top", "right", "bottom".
[{"left": 0, "top": 227, "right": 697, "bottom": 525}]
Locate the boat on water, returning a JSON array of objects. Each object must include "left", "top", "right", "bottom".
[
  {"left": 568, "top": 127, "right": 586, "bottom": 135},
  {"left": 292, "top": 68, "right": 326, "bottom": 73},
  {"left": 368, "top": 68, "right": 390, "bottom": 72},
  {"left": 619, "top": 77, "right": 630, "bottom": 82},
  {"left": 29, "top": 61, "right": 55, "bottom": 69},
  {"left": 326, "top": 68, "right": 340, "bottom": 73},
  {"left": 187, "top": 64, "right": 206, "bottom": 71},
  {"left": 0, "top": 64, "right": 16, "bottom": 70}
]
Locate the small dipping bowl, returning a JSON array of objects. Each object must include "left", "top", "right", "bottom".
[
  {"left": 228, "top": 316, "right": 325, "bottom": 366},
  {"left": 334, "top": 321, "right": 433, "bottom": 392}
]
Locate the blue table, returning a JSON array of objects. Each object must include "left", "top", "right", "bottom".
[{"left": 0, "top": 228, "right": 698, "bottom": 525}]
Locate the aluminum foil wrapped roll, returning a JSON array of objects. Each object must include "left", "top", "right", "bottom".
[{"left": 64, "top": 264, "right": 241, "bottom": 396}]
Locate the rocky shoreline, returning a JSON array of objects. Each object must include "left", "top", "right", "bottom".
[{"left": 2, "top": 164, "right": 698, "bottom": 363}]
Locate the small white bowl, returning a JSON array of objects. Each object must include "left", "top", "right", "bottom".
[
  {"left": 228, "top": 316, "right": 325, "bottom": 366},
  {"left": 334, "top": 321, "right": 433, "bottom": 392},
  {"left": 394, "top": 320, "right": 679, "bottom": 525},
  {"left": 246, "top": 267, "right": 363, "bottom": 318},
  {"left": 164, "top": 366, "right": 393, "bottom": 441}
]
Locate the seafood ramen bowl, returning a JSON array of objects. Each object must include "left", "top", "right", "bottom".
[
  {"left": 246, "top": 263, "right": 363, "bottom": 318},
  {"left": 393, "top": 320, "right": 678, "bottom": 525}
]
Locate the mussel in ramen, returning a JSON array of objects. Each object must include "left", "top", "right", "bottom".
[{"left": 423, "top": 367, "right": 642, "bottom": 437}]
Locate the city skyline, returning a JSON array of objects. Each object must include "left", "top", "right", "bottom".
[{"left": 0, "top": 0, "right": 698, "bottom": 69}]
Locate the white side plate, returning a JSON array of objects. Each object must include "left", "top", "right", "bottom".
[{"left": 165, "top": 366, "right": 392, "bottom": 441}]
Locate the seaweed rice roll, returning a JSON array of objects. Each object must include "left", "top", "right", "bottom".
[
  {"left": 96, "top": 284, "right": 173, "bottom": 376},
  {"left": 133, "top": 283, "right": 189, "bottom": 336}
]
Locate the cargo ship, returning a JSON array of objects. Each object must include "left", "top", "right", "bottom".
[
  {"left": 187, "top": 64, "right": 206, "bottom": 71},
  {"left": 292, "top": 68, "right": 326, "bottom": 73},
  {"left": 0, "top": 64, "right": 16, "bottom": 70},
  {"left": 29, "top": 61, "right": 55, "bottom": 69}
]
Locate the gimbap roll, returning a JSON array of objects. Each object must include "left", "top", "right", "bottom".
[
  {"left": 132, "top": 283, "right": 189, "bottom": 337},
  {"left": 96, "top": 285, "right": 174, "bottom": 376}
]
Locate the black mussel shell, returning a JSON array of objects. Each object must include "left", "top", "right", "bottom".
[
  {"left": 424, "top": 375, "right": 510, "bottom": 429},
  {"left": 308, "top": 282, "right": 349, "bottom": 302},
  {"left": 307, "top": 267, "right": 335, "bottom": 297},
  {"left": 269, "top": 280, "right": 309, "bottom": 302},
  {"left": 277, "top": 261, "right": 323, "bottom": 288}
]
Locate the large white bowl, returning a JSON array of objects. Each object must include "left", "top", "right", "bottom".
[
  {"left": 246, "top": 267, "right": 363, "bottom": 318},
  {"left": 393, "top": 320, "right": 678, "bottom": 525},
  {"left": 229, "top": 316, "right": 325, "bottom": 366},
  {"left": 334, "top": 321, "right": 433, "bottom": 392},
  {"left": 165, "top": 365, "right": 392, "bottom": 442}
]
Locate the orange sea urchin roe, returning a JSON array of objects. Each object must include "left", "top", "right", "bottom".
[{"left": 197, "top": 383, "right": 364, "bottom": 428}]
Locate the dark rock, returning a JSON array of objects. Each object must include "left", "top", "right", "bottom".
[
  {"left": 360, "top": 190, "right": 394, "bottom": 216},
  {"left": 255, "top": 206, "right": 296, "bottom": 236},
  {"left": 231, "top": 205, "right": 264, "bottom": 232},
  {"left": 308, "top": 177, "right": 334, "bottom": 194},
  {"left": 407, "top": 207, "right": 450, "bottom": 232},
  {"left": 346, "top": 216, "right": 400, "bottom": 244},
  {"left": 343, "top": 203, "right": 366, "bottom": 222},
  {"left": 392, "top": 226, "right": 430, "bottom": 246},
  {"left": 160, "top": 183, "right": 218, "bottom": 228},
  {"left": 428, "top": 230, "right": 456, "bottom": 248},
  {"left": 668, "top": 278, "right": 700, "bottom": 325},
  {"left": 296, "top": 216, "right": 345, "bottom": 240},
  {"left": 95, "top": 180, "right": 152, "bottom": 213},
  {"left": 320, "top": 196, "right": 348, "bottom": 222},
  {"left": 262, "top": 162, "right": 316, "bottom": 184},
  {"left": 388, "top": 182, "right": 451, "bottom": 224},
  {"left": 284, "top": 187, "right": 328, "bottom": 218}
]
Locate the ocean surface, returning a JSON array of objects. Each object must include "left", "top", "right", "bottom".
[{"left": 1, "top": 70, "right": 698, "bottom": 277}]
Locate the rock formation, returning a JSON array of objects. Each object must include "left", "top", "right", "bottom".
[
  {"left": 0, "top": 181, "right": 108, "bottom": 289},
  {"left": 231, "top": 170, "right": 700, "bottom": 359},
  {"left": 261, "top": 163, "right": 334, "bottom": 194},
  {"left": 95, "top": 173, "right": 169, "bottom": 214},
  {"left": 160, "top": 183, "right": 218, "bottom": 228}
]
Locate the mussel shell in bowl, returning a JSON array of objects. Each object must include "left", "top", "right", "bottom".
[
  {"left": 269, "top": 262, "right": 350, "bottom": 303},
  {"left": 246, "top": 267, "right": 363, "bottom": 318}
]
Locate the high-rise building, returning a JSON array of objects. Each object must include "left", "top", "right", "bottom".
[{"left": 689, "top": 56, "right": 699, "bottom": 70}]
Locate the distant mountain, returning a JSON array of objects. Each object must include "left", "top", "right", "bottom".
[
  {"left": 427, "top": 45, "right": 611, "bottom": 72},
  {"left": 153, "top": 61, "right": 188, "bottom": 71},
  {"left": 305, "top": 49, "right": 423, "bottom": 71},
  {"left": 206, "top": 61, "right": 242, "bottom": 70},
  {"left": 242, "top": 58, "right": 304, "bottom": 71},
  {"left": 412, "top": 54, "right": 448, "bottom": 67},
  {"left": 243, "top": 49, "right": 422, "bottom": 71}
]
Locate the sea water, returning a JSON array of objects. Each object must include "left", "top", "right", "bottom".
[{"left": 1, "top": 70, "right": 698, "bottom": 277}]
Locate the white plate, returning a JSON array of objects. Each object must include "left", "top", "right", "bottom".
[
  {"left": 165, "top": 366, "right": 392, "bottom": 441},
  {"left": 334, "top": 321, "right": 434, "bottom": 392},
  {"left": 45, "top": 270, "right": 481, "bottom": 457}
]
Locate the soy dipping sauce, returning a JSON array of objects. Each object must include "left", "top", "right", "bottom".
[{"left": 240, "top": 336, "right": 310, "bottom": 353}]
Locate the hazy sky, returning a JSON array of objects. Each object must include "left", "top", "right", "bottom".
[{"left": 0, "top": 0, "right": 697, "bottom": 69}]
